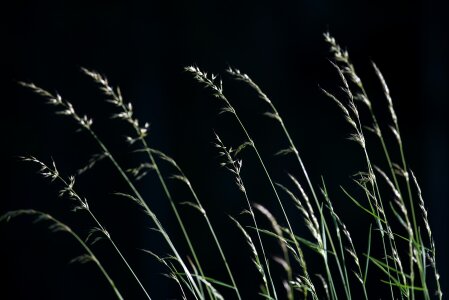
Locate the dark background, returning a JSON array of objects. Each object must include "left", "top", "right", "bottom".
[{"left": 2, "top": 0, "right": 448, "bottom": 299}]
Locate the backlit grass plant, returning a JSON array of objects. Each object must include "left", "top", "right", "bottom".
[{"left": 2, "top": 33, "right": 442, "bottom": 299}]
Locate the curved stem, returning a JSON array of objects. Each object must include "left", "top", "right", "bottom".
[
  {"left": 87, "top": 129, "right": 203, "bottom": 298},
  {"left": 1, "top": 210, "right": 124, "bottom": 300}
]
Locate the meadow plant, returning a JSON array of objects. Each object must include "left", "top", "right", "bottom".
[{"left": 2, "top": 33, "right": 442, "bottom": 299}]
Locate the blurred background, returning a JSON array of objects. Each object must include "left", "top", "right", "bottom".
[{"left": 2, "top": 0, "right": 448, "bottom": 299}]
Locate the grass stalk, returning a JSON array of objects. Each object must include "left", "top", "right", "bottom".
[
  {"left": 81, "top": 68, "right": 213, "bottom": 299},
  {"left": 11, "top": 33, "right": 442, "bottom": 299},
  {"left": 186, "top": 66, "right": 317, "bottom": 299},
  {"left": 1, "top": 210, "right": 124, "bottom": 300},
  {"left": 19, "top": 83, "right": 204, "bottom": 299},
  {"left": 22, "top": 156, "right": 152, "bottom": 300},
  {"left": 214, "top": 133, "right": 276, "bottom": 299}
]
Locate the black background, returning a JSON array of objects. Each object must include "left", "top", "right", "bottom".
[{"left": 2, "top": 0, "right": 448, "bottom": 299}]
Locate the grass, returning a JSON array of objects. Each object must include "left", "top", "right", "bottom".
[{"left": 2, "top": 33, "right": 443, "bottom": 299}]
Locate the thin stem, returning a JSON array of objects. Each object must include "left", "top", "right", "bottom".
[
  {"left": 70, "top": 229, "right": 125, "bottom": 300},
  {"left": 20, "top": 83, "right": 203, "bottom": 299},
  {"left": 240, "top": 116, "right": 313, "bottom": 287},
  {"left": 213, "top": 135, "right": 275, "bottom": 298},
  {"left": 241, "top": 191, "right": 277, "bottom": 298},
  {"left": 87, "top": 129, "right": 203, "bottom": 298},
  {"left": 357, "top": 68, "right": 415, "bottom": 298},
  {"left": 1, "top": 210, "right": 124, "bottom": 300},
  {"left": 187, "top": 67, "right": 317, "bottom": 299},
  {"left": 180, "top": 167, "right": 243, "bottom": 299},
  {"left": 82, "top": 68, "right": 217, "bottom": 299},
  {"left": 88, "top": 210, "right": 152, "bottom": 300},
  {"left": 126, "top": 115, "right": 210, "bottom": 299},
  {"left": 33, "top": 158, "right": 152, "bottom": 300},
  {"left": 229, "top": 70, "right": 320, "bottom": 209},
  {"left": 321, "top": 182, "right": 353, "bottom": 300}
]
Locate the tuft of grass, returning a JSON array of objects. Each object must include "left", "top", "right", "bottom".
[{"left": 2, "top": 33, "right": 443, "bottom": 299}]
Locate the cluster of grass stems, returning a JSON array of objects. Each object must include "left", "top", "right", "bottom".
[{"left": 2, "top": 33, "right": 443, "bottom": 299}]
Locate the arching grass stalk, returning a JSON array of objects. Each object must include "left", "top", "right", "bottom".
[
  {"left": 21, "top": 156, "right": 152, "bottom": 300},
  {"left": 254, "top": 204, "right": 293, "bottom": 300},
  {"left": 213, "top": 133, "right": 276, "bottom": 299},
  {"left": 186, "top": 66, "right": 317, "bottom": 300},
  {"left": 226, "top": 68, "right": 320, "bottom": 213},
  {"left": 327, "top": 33, "right": 429, "bottom": 299},
  {"left": 326, "top": 69, "right": 399, "bottom": 299},
  {"left": 322, "top": 178, "right": 369, "bottom": 300},
  {"left": 324, "top": 38, "right": 411, "bottom": 297},
  {"left": 19, "top": 82, "right": 204, "bottom": 299},
  {"left": 372, "top": 63, "right": 426, "bottom": 299},
  {"left": 89, "top": 125, "right": 203, "bottom": 299},
  {"left": 80, "top": 68, "right": 214, "bottom": 299},
  {"left": 276, "top": 180, "right": 340, "bottom": 300},
  {"left": 1, "top": 210, "right": 124, "bottom": 300},
  {"left": 371, "top": 63, "right": 418, "bottom": 236},
  {"left": 411, "top": 171, "right": 443, "bottom": 300},
  {"left": 323, "top": 33, "right": 429, "bottom": 299},
  {"left": 148, "top": 147, "right": 242, "bottom": 300},
  {"left": 227, "top": 67, "right": 366, "bottom": 299},
  {"left": 318, "top": 40, "right": 403, "bottom": 299}
]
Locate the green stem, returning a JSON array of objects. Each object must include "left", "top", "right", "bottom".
[
  {"left": 70, "top": 230, "right": 125, "bottom": 300},
  {"left": 136, "top": 133, "right": 209, "bottom": 299},
  {"left": 3, "top": 210, "right": 124, "bottom": 300},
  {"left": 231, "top": 106, "right": 315, "bottom": 300},
  {"left": 87, "top": 129, "right": 203, "bottom": 298},
  {"left": 180, "top": 167, "right": 243, "bottom": 300},
  {"left": 53, "top": 165, "right": 152, "bottom": 300}
]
